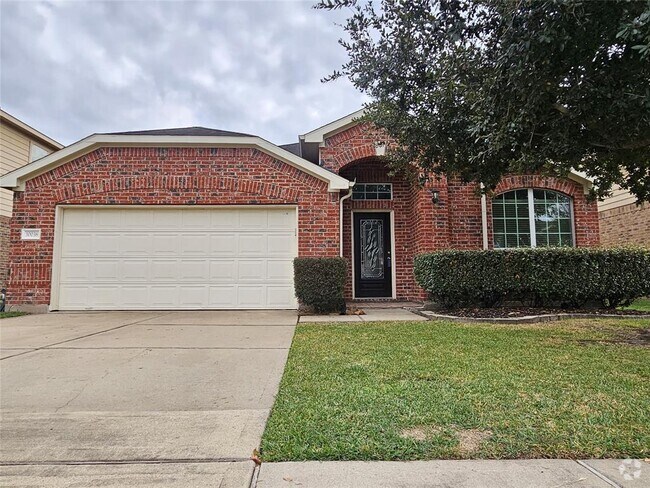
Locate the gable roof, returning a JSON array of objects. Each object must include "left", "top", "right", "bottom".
[
  {"left": 0, "top": 109, "right": 63, "bottom": 151},
  {"left": 300, "top": 109, "right": 366, "bottom": 144},
  {"left": 105, "top": 126, "right": 253, "bottom": 137},
  {"left": 0, "top": 131, "right": 351, "bottom": 192}
]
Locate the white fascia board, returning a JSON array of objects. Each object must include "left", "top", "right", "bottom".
[
  {"left": 0, "top": 134, "right": 351, "bottom": 192},
  {"left": 567, "top": 170, "right": 593, "bottom": 189},
  {"left": 301, "top": 108, "right": 366, "bottom": 144}
]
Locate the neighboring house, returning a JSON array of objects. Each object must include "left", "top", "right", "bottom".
[
  {"left": 0, "top": 110, "right": 63, "bottom": 291},
  {"left": 0, "top": 110, "right": 599, "bottom": 312},
  {"left": 598, "top": 186, "right": 650, "bottom": 247}
]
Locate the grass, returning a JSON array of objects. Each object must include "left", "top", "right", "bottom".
[
  {"left": 622, "top": 297, "right": 650, "bottom": 312},
  {"left": 261, "top": 318, "right": 650, "bottom": 461},
  {"left": 0, "top": 311, "right": 28, "bottom": 319}
]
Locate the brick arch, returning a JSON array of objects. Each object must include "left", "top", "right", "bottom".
[
  {"left": 320, "top": 122, "right": 392, "bottom": 173},
  {"left": 493, "top": 175, "right": 584, "bottom": 198},
  {"left": 53, "top": 174, "right": 301, "bottom": 204}
]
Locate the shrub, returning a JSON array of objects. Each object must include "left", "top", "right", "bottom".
[
  {"left": 414, "top": 248, "right": 650, "bottom": 309},
  {"left": 294, "top": 257, "right": 348, "bottom": 313}
]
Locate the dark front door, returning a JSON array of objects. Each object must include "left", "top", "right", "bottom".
[{"left": 353, "top": 212, "right": 392, "bottom": 298}]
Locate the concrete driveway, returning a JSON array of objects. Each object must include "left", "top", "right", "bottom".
[{"left": 0, "top": 310, "right": 296, "bottom": 487}]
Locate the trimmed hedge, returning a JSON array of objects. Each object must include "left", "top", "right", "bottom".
[
  {"left": 294, "top": 257, "right": 347, "bottom": 313},
  {"left": 414, "top": 248, "right": 650, "bottom": 309}
]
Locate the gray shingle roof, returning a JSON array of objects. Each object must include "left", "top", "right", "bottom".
[
  {"left": 279, "top": 142, "right": 301, "bottom": 156},
  {"left": 103, "top": 126, "right": 254, "bottom": 137}
]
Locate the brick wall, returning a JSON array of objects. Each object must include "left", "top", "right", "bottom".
[
  {"left": 599, "top": 202, "right": 650, "bottom": 247},
  {"left": 323, "top": 126, "right": 600, "bottom": 301},
  {"left": 0, "top": 215, "right": 9, "bottom": 290},
  {"left": 8, "top": 147, "right": 340, "bottom": 308}
]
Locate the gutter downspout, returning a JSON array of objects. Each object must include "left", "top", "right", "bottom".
[
  {"left": 480, "top": 183, "right": 489, "bottom": 250},
  {"left": 340, "top": 180, "right": 356, "bottom": 257}
]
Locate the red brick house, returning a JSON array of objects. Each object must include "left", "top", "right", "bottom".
[{"left": 0, "top": 110, "right": 599, "bottom": 312}]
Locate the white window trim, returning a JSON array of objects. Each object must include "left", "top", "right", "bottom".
[
  {"left": 493, "top": 188, "right": 575, "bottom": 249},
  {"left": 351, "top": 182, "right": 393, "bottom": 201}
]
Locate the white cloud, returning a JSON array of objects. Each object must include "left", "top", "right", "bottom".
[{"left": 0, "top": 0, "right": 364, "bottom": 146}]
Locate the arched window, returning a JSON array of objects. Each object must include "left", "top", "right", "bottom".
[{"left": 492, "top": 189, "right": 574, "bottom": 248}]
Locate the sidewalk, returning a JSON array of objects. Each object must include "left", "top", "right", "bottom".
[
  {"left": 299, "top": 307, "right": 426, "bottom": 323},
  {"left": 254, "top": 459, "right": 646, "bottom": 488}
]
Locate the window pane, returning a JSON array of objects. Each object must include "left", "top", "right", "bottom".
[
  {"left": 506, "top": 234, "right": 520, "bottom": 248},
  {"left": 559, "top": 219, "right": 572, "bottom": 233},
  {"left": 504, "top": 204, "right": 518, "bottom": 218},
  {"left": 493, "top": 219, "right": 505, "bottom": 233},
  {"left": 352, "top": 183, "right": 392, "bottom": 200},
  {"left": 531, "top": 189, "right": 574, "bottom": 248},
  {"left": 492, "top": 190, "right": 531, "bottom": 248},
  {"left": 515, "top": 189, "right": 528, "bottom": 200},
  {"left": 518, "top": 218, "right": 530, "bottom": 233},
  {"left": 560, "top": 233, "right": 573, "bottom": 246}
]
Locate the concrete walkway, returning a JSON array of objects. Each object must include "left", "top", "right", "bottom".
[
  {"left": 0, "top": 310, "right": 297, "bottom": 487},
  {"left": 300, "top": 307, "right": 426, "bottom": 323},
  {"left": 255, "top": 459, "right": 647, "bottom": 488}
]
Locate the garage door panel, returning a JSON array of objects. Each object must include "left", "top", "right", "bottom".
[
  {"left": 121, "top": 234, "right": 151, "bottom": 255},
  {"left": 94, "top": 260, "right": 120, "bottom": 281},
  {"left": 208, "top": 286, "right": 237, "bottom": 308},
  {"left": 56, "top": 207, "right": 297, "bottom": 310},
  {"left": 149, "top": 286, "right": 178, "bottom": 307},
  {"left": 61, "top": 234, "right": 93, "bottom": 256},
  {"left": 239, "top": 210, "right": 268, "bottom": 229},
  {"left": 151, "top": 209, "right": 182, "bottom": 230},
  {"left": 210, "top": 234, "right": 237, "bottom": 255},
  {"left": 120, "top": 286, "right": 149, "bottom": 308},
  {"left": 152, "top": 234, "right": 179, "bottom": 255},
  {"left": 178, "top": 285, "right": 209, "bottom": 307},
  {"left": 64, "top": 210, "right": 93, "bottom": 229},
  {"left": 237, "top": 285, "right": 265, "bottom": 307},
  {"left": 178, "top": 260, "right": 210, "bottom": 281},
  {"left": 210, "top": 209, "right": 238, "bottom": 228},
  {"left": 121, "top": 259, "right": 149, "bottom": 281},
  {"left": 268, "top": 286, "right": 295, "bottom": 308},
  {"left": 92, "top": 234, "right": 121, "bottom": 256},
  {"left": 181, "top": 209, "right": 210, "bottom": 228},
  {"left": 268, "top": 234, "right": 295, "bottom": 256},
  {"left": 238, "top": 259, "right": 266, "bottom": 281},
  {"left": 58, "top": 286, "right": 89, "bottom": 309},
  {"left": 60, "top": 260, "right": 91, "bottom": 281},
  {"left": 239, "top": 234, "right": 267, "bottom": 255},
  {"left": 180, "top": 233, "right": 210, "bottom": 255},
  {"left": 209, "top": 260, "right": 237, "bottom": 281},
  {"left": 89, "top": 286, "right": 121, "bottom": 307},
  {"left": 268, "top": 209, "right": 295, "bottom": 229},
  {"left": 267, "top": 259, "right": 293, "bottom": 280},
  {"left": 151, "top": 260, "right": 179, "bottom": 280}
]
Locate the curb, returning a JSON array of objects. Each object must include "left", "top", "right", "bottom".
[{"left": 411, "top": 309, "right": 650, "bottom": 324}]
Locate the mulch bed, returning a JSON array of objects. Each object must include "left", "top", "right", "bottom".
[{"left": 430, "top": 307, "right": 649, "bottom": 318}]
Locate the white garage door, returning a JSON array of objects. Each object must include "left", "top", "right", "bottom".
[{"left": 54, "top": 207, "right": 297, "bottom": 310}]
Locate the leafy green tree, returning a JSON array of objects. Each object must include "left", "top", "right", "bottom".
[{"left": 317, "top": 0, "right": 650, "bottom": 201}]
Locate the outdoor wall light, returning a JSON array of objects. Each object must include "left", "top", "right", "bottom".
[{"left": 430, "top": 189, "right": 440, "bottom": 204}]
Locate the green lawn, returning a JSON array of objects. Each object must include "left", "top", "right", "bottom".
[
  {"left": 622, "top": 297, "right": 650, "bottom": 312},
  {"left": 261, "top": 318, "right": 650, "bottom": 461},
  {"left": 0, "top": 311, "right": 28, "bottom": 319}
]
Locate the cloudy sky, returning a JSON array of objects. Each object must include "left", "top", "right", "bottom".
[{"left": 0, "top": 0, "right": 367, "bottom": 146}]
